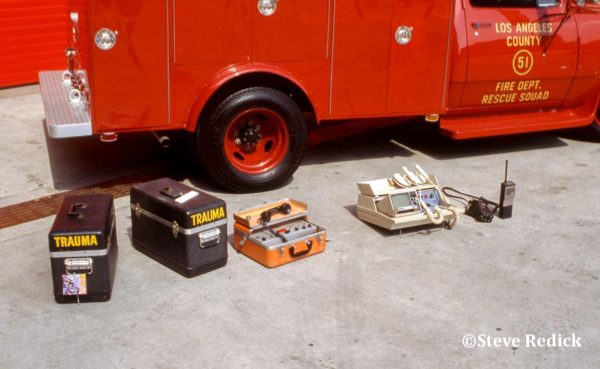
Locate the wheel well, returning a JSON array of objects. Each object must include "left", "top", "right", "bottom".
[{"left": 197, "top": 72, "right": 316, "bottom": 131}]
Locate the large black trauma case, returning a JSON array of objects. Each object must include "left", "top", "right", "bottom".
[
  {"left": 49, "top": 194, "right": 118, "bottom": 304},
  {"left": 130, "top": 178, "right": 228, "bottom": 278}
]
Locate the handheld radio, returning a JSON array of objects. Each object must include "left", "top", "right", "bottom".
[{"left": 498, "top": 160, "right": 516, "bottom": 219}]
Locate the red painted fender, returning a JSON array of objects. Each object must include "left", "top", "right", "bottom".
[{"left": 185, "top": 63, "right": 320, "bottom": 133}]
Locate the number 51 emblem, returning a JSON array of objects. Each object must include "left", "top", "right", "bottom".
[{"left": 513, "top": 49, "right": 534, "bottom": 76}]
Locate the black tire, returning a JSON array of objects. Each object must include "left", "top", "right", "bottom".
[{"left": 197, "top": 87, "right": 307, "bottom": 192}]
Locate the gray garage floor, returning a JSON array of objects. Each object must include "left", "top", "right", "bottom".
[{"left": 1, "top": 86, "right": 599, "bottom": 368}]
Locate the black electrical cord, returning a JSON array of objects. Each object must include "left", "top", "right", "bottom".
[
  {"left": 440, "top": 187, "right": 469, "bottom": 206},
  {"left": 442, "top": 187, "right": 499, "bottom": 212}
]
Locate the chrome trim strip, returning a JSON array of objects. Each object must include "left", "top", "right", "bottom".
[
  {"left": 173, "top": 0, "right": 177, "bottom": 64},
  {"left": 167, "top": 0, "right": 172, "bottom": 125},
  {"left": 130, "top": 204, "right": 227, "bottom": 235},
  {"left": 328, "top": 0, "right": 337, "bottom": 116},
  {"left": 326, "top": 0, "right": 331, "bottom": 59},
  {"left": 442, "top": 0, "right": 454, "bottom": 109},
  {"left": 50, "top": 249, "right": 109, "bottom": 258}
]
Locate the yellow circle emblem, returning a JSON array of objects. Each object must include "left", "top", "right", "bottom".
[{"left": 513, "top": 49, "right": 534, "bottom": 76}]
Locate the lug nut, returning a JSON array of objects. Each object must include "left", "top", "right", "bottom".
[
  {"left": 255, "top": 125, "right": 261, "bottom": 131},
  {"left": 248, "top": 121, "right": 254, "bottom": 127},
  {"left": 234, "top": 131, "right": 239, "bottom": 137},
  {"left": 235, "top": 139, "right": 241, "bottom": 146}
]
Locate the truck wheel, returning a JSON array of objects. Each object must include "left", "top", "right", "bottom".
[{"left": 197, "top": 87, "right": 307, "bottom": 192}]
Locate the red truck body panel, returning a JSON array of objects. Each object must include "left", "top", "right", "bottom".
[{"left": 55, "top": 0, "right": 600, "bottom": 136}]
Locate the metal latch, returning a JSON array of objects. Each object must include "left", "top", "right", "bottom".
[
  {"left": 172, "top": 221, "right": 179, "bottom": 239},
  {"left": 134, "top": 203, "right": 141, "bottom": 220},
  {"left": 199, "top": 228, "right": 221, "bottom": 249},
  {"left": 65, "top": 258, "right": 93, "bottom": 275}
]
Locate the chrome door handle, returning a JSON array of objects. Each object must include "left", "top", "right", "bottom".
[
  {"left": 258, "top": 0, "right": 278, "bottom": 16},
  {"left": 472, "top": 22, "right": 492, "bottom": 29},
  {"left": 472, "top": 22, "right": 491, "bottom": 36},
  {"left": 95, "top": 28, "right": 117, "bottom": 50},
  {"left": 395, "top": 26, "right": 413, "bottom": 45}
]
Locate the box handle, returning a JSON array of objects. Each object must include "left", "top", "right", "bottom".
[
  {"left": 68, "top": 203, "right": 87, "bottom": 218},
  {"left": 199, "top": 228, "right": 221, "bottom": 249},
  {"left": 65, "top": 258, "right": 93, "bottom": 275},
  {"left": 159, "top": 186, "right": 183, "bottom": 199},
  {"left": 290, "top": 240, "right": 312, "bottom": 258}
]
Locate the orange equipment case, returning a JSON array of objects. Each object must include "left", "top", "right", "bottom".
[{"left": 233, "top": 199, "right": 326, "bottom": 268}]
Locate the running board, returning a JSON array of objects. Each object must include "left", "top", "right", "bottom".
[
  {"left": 440, "top": 109, "right": 594, "bottom": 139},
  {"left": 39, "top": 71, "right": 92, "bottom": 138}
]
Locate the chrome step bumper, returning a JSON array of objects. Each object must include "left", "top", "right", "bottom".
[{"left": 39, "top": 71, "right": 92, "bottom": 138}]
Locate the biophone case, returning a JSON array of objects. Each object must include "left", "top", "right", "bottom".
[
  {"left": 130, "top": 178, "right": 227, "bottom": 278},
  {"left": 233, "top": 199, "right": 326, "bottom": 268},
  {"left": 49, "top": 194, "right": 118, "bottom": 304}
]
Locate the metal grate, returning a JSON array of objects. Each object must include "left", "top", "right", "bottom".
[{"left": 0, "top": 171, "right": 184, "bottom": 230}]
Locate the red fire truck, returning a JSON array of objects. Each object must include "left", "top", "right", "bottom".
[{"left": 39, "top": 0, "right": 600, "bottom": 191}]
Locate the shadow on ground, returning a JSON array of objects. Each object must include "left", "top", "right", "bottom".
[
  {"left": 43, "top": 120, "right": 191, "bottom": 190},
  {"left": 303, "top": 119, "right": 594, "bottom": 166},
  {"left": 43, "top": 117, "right": 597, "bottom": 193}
]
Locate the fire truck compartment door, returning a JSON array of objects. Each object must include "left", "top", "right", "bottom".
[
  {"left": 330, "top": 0, "right": 394, "bottom": 116},
  {"left": 387, "top": 0, "right": 454, "bottom": 114},
  {"left": 252, "top": 0, "right": 329, "bottom": 62},
  {"left": 90, "top": 0, "right": 169, "bottom": 130},
  {"left": 174, "top": 0, "right": 252, "bottom": 64},
  {"left": 461, "top": 1, "right": 578, "bottom": 109}
]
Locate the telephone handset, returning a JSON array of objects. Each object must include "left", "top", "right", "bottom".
[{"left": 260, "top": 202, "right": 292, "bottom": 223}]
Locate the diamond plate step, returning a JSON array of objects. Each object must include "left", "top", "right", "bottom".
[{"left": 39, "top": 70, "right": 92, "bottom": 138}]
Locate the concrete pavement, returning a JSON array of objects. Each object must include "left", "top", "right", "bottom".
[{"left": 1, "top": 85, "right": 599, "bottom": 368}]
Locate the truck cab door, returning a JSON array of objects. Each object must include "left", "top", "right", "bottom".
[
  {"left": 90, "top": 0, "right": 169, "bottom": 131},
  {"left": 460, "top": 0, "right": 578, "bottom": 110},
  {"left": 386, "top": 0, "right": 454, "bottom": 115}
]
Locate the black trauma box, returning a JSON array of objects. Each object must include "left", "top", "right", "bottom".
[
  {"left": 49, "top": 194, "right": 118, "bottom": 304},
  {"left": 130, "top": 178, "right": 228, "bottom": 278}
]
